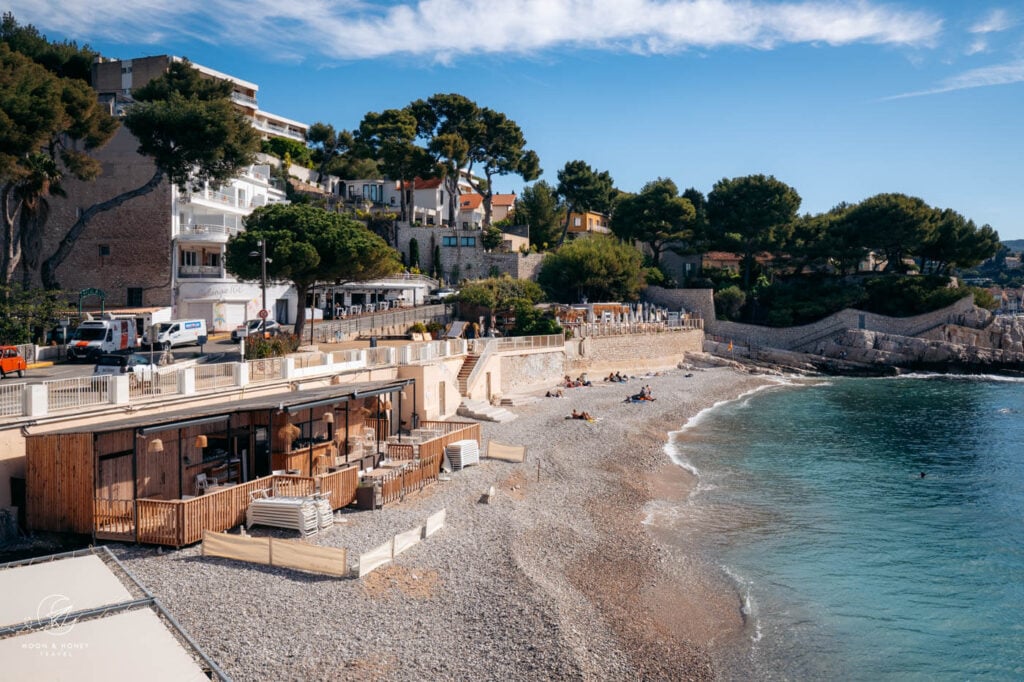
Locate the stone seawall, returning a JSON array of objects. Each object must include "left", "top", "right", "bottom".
[{"left": 566, "top": 330, "right": 703, "bottom": 374}]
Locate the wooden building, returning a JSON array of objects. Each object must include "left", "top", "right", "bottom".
[{"left": 25, "top": 378, "right": 422, "bottom": 547}]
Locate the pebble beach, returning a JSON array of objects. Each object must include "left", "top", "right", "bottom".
[{"left": 116, "top": 365, "right": 776, "bottom": 681}]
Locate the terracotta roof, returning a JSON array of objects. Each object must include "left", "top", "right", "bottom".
[
  {"left": 492, "top": 193, "right": 516, "bottom": 207},
  {"left": 410, "top": 177, "right": 443, "bottom": 189},
  {"left": 459, "top": 194, "right": 483, "bottom": 210}
]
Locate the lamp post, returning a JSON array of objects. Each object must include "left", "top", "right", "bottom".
[{"left": 249, "top": 240, "right": 269, "bottom": 337}]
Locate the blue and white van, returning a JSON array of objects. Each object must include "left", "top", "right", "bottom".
[{"left": 143, "top": 319, "right": 208, "bottom": 350}]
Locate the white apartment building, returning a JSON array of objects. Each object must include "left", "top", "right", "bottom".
[{"left": 90, "top": 56, "right": 310, "bottom": 330}]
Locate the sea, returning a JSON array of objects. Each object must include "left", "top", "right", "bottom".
[{"left": 658, "top": 374, "right": 1024, "bottom": 680}]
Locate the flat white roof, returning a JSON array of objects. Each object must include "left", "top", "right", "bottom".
[
  {"left": 0, "top": 551, "right": 222, "bottom": 680},
  {"left": 0, "top": 555, "right": 132, "bottom": 627},
  {"left": 0, "top": 608, "right": 210, "bottom": 681}
]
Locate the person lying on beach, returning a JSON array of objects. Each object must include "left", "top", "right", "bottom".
[
  {"left": 575, "top": 375, "right": 592, "bottom": 387},
  {"left": 566, "top": 409, "right": 595, "bottom": 420},
  {"left": 546, "top": 389, "right": 564, "bottom": 398},
  {"left": 627, "top": 386, "right": 656, "bottom": 402}
]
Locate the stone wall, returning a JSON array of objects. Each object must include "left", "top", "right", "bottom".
[
  {"left": 643, "top": 287, "right": 715, "bottom": 322},
  {"left": 708, "top": 296, "right": 977, "bottom": 351},
  {"left": 499, "top": 350, "right": 565, "bottom": 395},
  {"left": 396, "top": 225, "right": 544, "bottom": 281},
  {"left": 566, "top": 330, "right": 703, "bottom": 374}
]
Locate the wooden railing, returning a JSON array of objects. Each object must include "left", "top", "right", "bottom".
[
  {"left": 387, "top": 443, "right": 415, "bottom": 460},
  {"left": 125, "top": 474, "right": 315, "bottom": 547},
  {"left": 417, "top": 422, "right": 481, "bottom": 462},
  {"left": 93, "top": 498, "right": 135, "bottom": 540},
  {"left": 317, "top": 466, "right": 358, "bottom": 510}
]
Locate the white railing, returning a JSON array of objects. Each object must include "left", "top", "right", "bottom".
[
  {"left": 177, "top": 265, "right": 222, "bottom": 278},
  {"left": 128, "top": 370, "right": 181, "bottom": 401},
  {"left": 328, "top": 349, "right": 362, "bottom": 365},
  {"left": 494, "top": 334, "right": 565, "bottom": 351},
  {"left": 195, "top": 364, "right": 235, "bottom": 390},
  {"left": 231, "top": 91, "right": 258, "bottom": 107},
  {"left": 568, "top": 320, "right": 703, "bottom": 338},
  {"left": 365, "top": 347, "right": 393, "bottom": 367},
  {"left": 247, "top": 357, "right": 284, "bottom": 384},
  {"left": 45, "top": 376, "right": 111, "bottom": 412},
  {"left": 180, "top": 224, "right": 239, "bottom": 239},
  {"left": 0, "top": 382, "right": 26, "bottom": 418},
  {"left": 292, "top": 353, "right": 326, "bottom": 370}
]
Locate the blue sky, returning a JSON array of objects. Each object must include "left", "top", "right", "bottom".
[{"left": 10, "top": 1, "right": 1024, "bottom": 239}]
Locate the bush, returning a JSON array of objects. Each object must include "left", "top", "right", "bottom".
[
  {"left": 407, "top": 322, "right": 427, "bottom": 335},
  {"left": 425, "top": 321, "right": 444, "bottom": 337},
  {"left": 714, "top": 286, "right": 746, "bottom": 321},
  {"left": 244, "top": 333, "right": 301, "bottom": 359}
]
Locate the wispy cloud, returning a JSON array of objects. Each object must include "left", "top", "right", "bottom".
[
  {"left": 8, "top": 0, "right": 942, "bottom": 63},
  {"left": 969, "top": 8, "right": 1013, "bottom": 34},
  {"left": 884, "top": 59, "right": 1024, "bottom": 100}
]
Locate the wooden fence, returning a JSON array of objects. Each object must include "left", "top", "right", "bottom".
[
  {"left": 317, "top": 466, "right": 359, "bottom": 510},
  {"left": 202, "top": 531, "right": 349, "bottom": 578},
  {"left": 99, "top": 474, "right": 317, "bottom": 547},
  {"left": 417, "top": 423, "right": 481, "bottom": 463},
  {"left": 90, "top": 427, "right": 465, "bottom": 546}
]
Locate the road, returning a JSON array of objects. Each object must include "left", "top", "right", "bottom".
[{"left": 14, "top": 339, "right": 241, "bottom": 383}]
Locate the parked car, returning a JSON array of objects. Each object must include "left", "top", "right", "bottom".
[
  {"left": 0, "top": 346, "right": 26, "bottom": 379},
  {"left": 93, "top": 353, "right": 160, "bottom": 386},
  {"left": 427, "top": 288, "right": 458, "bottom": 303},
  {"left": 232, "top": 319, "right": 281, "bottom": 341}
]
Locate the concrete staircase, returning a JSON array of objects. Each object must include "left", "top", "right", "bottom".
[
  {"left": 457, "top": 399, "right": 517, "bottom": 423},
  {"left": 457, "top": 354, "right": 479, "bottom": 395}
]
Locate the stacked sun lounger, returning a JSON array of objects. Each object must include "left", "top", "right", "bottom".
[
  {"left": 445, "top": 439, "right": 480, "bottom": 471},
  {"left": 246, "top": 496, "right": 321, "bottom": 536}
]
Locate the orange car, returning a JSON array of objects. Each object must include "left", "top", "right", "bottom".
[{"left": 1, "top": 346, "right": 27, "bottom": 379}]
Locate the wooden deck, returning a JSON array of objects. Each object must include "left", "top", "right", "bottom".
[{"left": 91, "top": 421, "right": 479, "bottom": 546}]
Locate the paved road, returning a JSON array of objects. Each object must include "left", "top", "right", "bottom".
[{"left": 15, "top": 339, "right": 241, "bottom": 384}]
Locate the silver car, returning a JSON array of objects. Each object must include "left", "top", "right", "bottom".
[{"left": 232, "top": 319, "right": 281, "bottom": 341}]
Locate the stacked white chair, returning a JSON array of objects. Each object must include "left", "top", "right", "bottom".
[{"left": 445, "top": 439, "right": 480, "bottom": 470}]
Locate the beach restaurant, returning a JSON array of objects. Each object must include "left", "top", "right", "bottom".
[{"left": 24, "top": 378, "right": 478, "bottom": 547}]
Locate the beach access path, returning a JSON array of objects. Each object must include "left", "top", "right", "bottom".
[{"left": 114, "top": 365, "right": 776, "bottom": 680}]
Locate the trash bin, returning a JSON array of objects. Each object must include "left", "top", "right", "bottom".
[{"left": 369, "top": 336, "right": 378, "bottom": 348}]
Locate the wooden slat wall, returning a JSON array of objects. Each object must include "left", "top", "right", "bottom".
[
  {"left": 26, "top": 433, "right": 93, "bottom": 534},
  {"left": 136, "top": 433, "right": 180, "bottom": 500},
  {"left": 317, "top": 466, "right": 358, "bottom": 509},
  {"left": 96, "top": 455, "right": 132, "bottom": 501}
]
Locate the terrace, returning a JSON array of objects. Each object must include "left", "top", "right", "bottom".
[{"left": 25, "top": 378, "right": 482, "bottom": 547}]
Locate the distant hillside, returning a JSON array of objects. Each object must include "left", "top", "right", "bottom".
[{"left": 1003, "top": 240, "right": 1024, "bottom": 253}]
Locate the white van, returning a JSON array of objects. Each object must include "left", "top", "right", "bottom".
[
  {"left": 143, "top": 319, "right": 208, "bottom": 350},
  {"left": 67, "top": 319, "right": 138, "bottom": 361}
]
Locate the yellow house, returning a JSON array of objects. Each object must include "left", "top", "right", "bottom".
[{"left": 566, "top": 211, "right": 610, "bottom": 235}]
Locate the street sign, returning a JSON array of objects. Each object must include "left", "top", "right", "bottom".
[{"left": 258, "top": 309, "right": 269, "bottom": 319}]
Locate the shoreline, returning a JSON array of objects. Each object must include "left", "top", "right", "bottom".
[{"left": 109, "top": 365, "right": 777, "bottom": 680}]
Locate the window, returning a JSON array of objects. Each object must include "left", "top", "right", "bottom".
[
  {"left": 442, "top": 236, "right": 457, "bottom": 247},
  {"left": 574, "top": 217, "right": 582, "bottom": 227},
  {"left": 460, "top": 237, "right": 476, "bottom": 247},
  {"left": 462, "top": 222, "right": 469, "bottom": 229},
  {"left": 208, "top": 253, "right": 220, "bottom": 267},
  {"left": 181, "top": 251, "right": 197, "bottom": 266},
  {"left": 127, "top": 288, "right": 143, "bottom": 307},
  {"left": 99, "top": 245, "right": 111, "bottom": 257}
]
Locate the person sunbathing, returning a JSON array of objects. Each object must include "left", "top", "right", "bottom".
[{"left": 567, "top": 409, "right": 595, "bottom": 420}]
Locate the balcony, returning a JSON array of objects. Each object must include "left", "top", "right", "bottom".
[
  {"left": 177, "top": 265, "right": 224, "bottom": 279},
  {"left": 178, "top": 224, "right": 239, "bottom": 243},
  {"left": 251, "top": 118, "right": 305, "bottom": 142},
  {"left": 231, "top": 91, "right": 258, "bottom": 109}
]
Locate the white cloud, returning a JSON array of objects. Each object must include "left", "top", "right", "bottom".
[
  {"left": 884, "top": 59, "right": 1024, "bottom": 99},
  {"left": 969, "top": 8, "right": 1013, "bottom": 34},
  {"left": 8, "top": 0, "right": 942, "bottom": 62},
  {"left": 966, "top": 38, "right": 988, "bottom": 55}
]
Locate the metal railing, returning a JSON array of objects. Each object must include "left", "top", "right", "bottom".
[
  {"left": 0, "top": 382, "right": 25, "bottom": 418},
  {"left": 247, "top": 357, "right": 284, "bottom": 383},
  {"left": 45, "top": 375, "right": 111, "bottom": 412},
  {"left": 195, "top": 363, "right": 235, "bottom": 390},
  {"left": 128, "top": 371, "right": 179, "bottom": 401}
]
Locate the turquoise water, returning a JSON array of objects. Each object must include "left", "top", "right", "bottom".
[{"left": 667, "top": 375, "right": 1024, "bottom": 680}]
